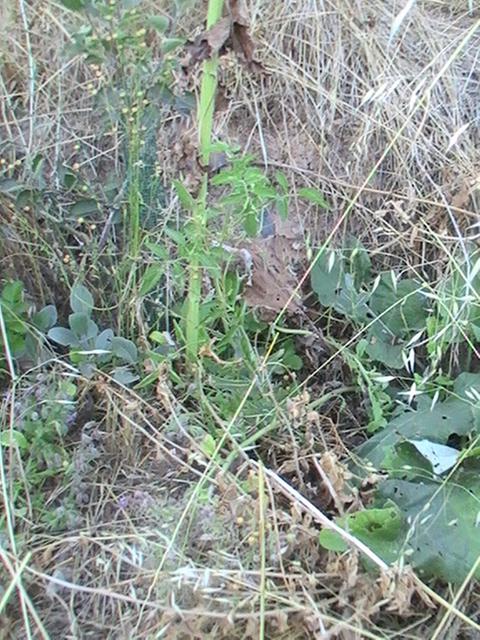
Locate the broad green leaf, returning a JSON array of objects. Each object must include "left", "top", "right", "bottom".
[
  {"left": 48, "top": 327, "right": 77, "bottom": 346},
  {"left": 0, "top": 429, "right": 28, "bottom": 449},
  {"left": 298, "top": 187, "right": 328, "bottom": 209},
  {"left": 110, "top": 336, "right": 138, "bottom": 364},
  {"left": 364, "top": 325, "right": 404, "bottom": 369},
  {"left": 95, "top": 329, "right": 114, "bottom": 351},
  {"left": 311, "top": 251, "right": 343, "bottom": 307},
  {"left": 70, "top": 284, "right": 94, "bottom": 314},
  {"left": 368, "top": 274, "right": 427, "bottom": 338},
  {"left": 59, "top": 0, "right": 86, "bottom": 11},
  {"left": 201, "top": 433, "right": 216, "bottom": 457},
  {"left": 148, "top": 15, "right": 169, "bottom": 32},
  {"left": 378, "top": 469, "right": 480, "bottom": 582},
  {"left": 33, "top": 305, "right": 57, "bottom": 331},
  {"left": 356, "top": 395, "right": 478, "bottom": 472},
  {"left": 381, "top": 440, "right": 433, "bottom": 480},
  {"left": 69, "top": 313, "right": 97, "bottom": 339},
  {"left": 1, "top": 281, "right": 24, "bottom": 305},
  {"left": 70, "top": 198, "right": 99, "bottom": 217},
  {"left": 112, "top": 367, "right": 139, "bottom": 385},
  {"left": 162, "top": 37, "right": 185, "bottom": 53},
  {"left": 319, "top": 507, "right": 403, "bottom": 564},
  {"left": 139, "top": 265, "right": 163, "bottom": 296}
]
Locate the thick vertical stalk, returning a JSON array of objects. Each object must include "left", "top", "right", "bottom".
[{"left": 185, "top": 0, "right": 225, "bottom": 362}]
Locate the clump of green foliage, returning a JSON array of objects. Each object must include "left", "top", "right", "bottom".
[{"left": 311, "top": 242, "right": 480, "bottom": 582}]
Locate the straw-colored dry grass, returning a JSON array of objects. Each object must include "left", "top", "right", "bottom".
[{"left": 2, "top": 1, "right": 480, "bottom": 638}]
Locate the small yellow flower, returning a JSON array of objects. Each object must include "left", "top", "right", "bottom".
[
  {"left": 121, "top": 107, "right": 129, "bottom": 114},
  {"left": 15, "top": 159, "right": 22, "bottom": 166},
  {"left": 0, "top": 158, "right": 6, "bottom": 165},
  {"left": 236, "top": 516, "right": 244, "bottom": 525},
  {"left": 23, "top": 206, "right": 30, "bottom": 213},
  {"left": 77, "top": 216, "right": 85, "bottom": 224},
  {"left": 135, "top": 28, "right": 146, "bottom": 37},
  {"left": 63, "top": 254, "right": 70, "bottom": 264},
  {"left": 72, "top": 162, "right": 81, "bottom": 171},
  {"left": 89, "top": 224, "right": 96, "bottom": 231},
  {"left": 87, "top": 83, "right": 95, "bottom": 91},
  {"left": 74, "top": 143, "right": 80, "bottom": 151},
  {"left": 81, "top": 185, "right": 88, "bottom": 192}
]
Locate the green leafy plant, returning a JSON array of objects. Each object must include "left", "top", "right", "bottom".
[
  {"left": 48, "top": 283, "right": 138, "bottom": 383},
  {"left": 0, "top": 280, "right": 57, "bottom": 378},
  {"left": 320, "top": 372, "right": 480, "bottom": 582},
  {"left": 0, "top": 375, "right": 79, "bottom": 530}
]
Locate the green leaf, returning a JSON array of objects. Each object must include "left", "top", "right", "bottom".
[
  {"left": 47, "top": 327, "right": 77, "bottom": 347},
  {"left": 298, "top": 187, "right": 328, "bottom": 208},
  {"left": 33, "top": 305, "right": 57, "bottom": 331},
  {"left": 110, "top": 337, "right": 138, "bottom": 364},
  {"left": 70, "top": 198, "right": 99, "bottom": 217},
  {"left": 364, "top": 325, "right": 404, "bottom": 369},
  {"left": 162, "top": 37, "right": 185, "bottom": 53},
  {"left": 378, "top": 469, "right": 480, "bottom": 582},
  {"left": 145, "top": 241, "right": 168, "bottom": 259},
  {"left": 356, "top": 394, "right": 478, "bottom": 472},
  {"left": 173, "top": 180, "right": 195, "bottom": 211},
  {"left": 0, "top": 429, "right": 28, "bottom": 449},
  {"left": 95, "top": 328, "right": 114, "bottom": 351},
  {"left": 148, "top": 15, "right": 169, "bottom": 32},
  {"left": 311, "top": 251, "right": 343, "bottom": 307},
  {"left": 0, "top": 178, "right": 21, "bottom": 193},
  {"left": 275, "top": 171, "right": 289, "bottom": 192},
  {"left": 164, "top": 226, "right": 186, "bottom": 246},
  {"left": 1, "top": 281, "right": 24, "bottom": 306},
  {"left": 58, "top": 0, "right": 86, "bottom": 11},
  {"left": 319, "top": 507, "right": 403, "bottom": 564},
  {"left": 244, "top": 213, "right": 259, "bottom": 237},
  {"left": 70, "top": 284, "right": 94, "bottom": 314},
  {"left": 369, "top": 274, "right": 427, "bottom": 338},
  {"left": 139, "top": 265, "right": 163, "bottom": 296},
  {"left": 69, "top": 312, "right": 97, "bottom": 339},
  {"left": 112, "top": 367, "right": 139, "bottom": 385},
  {"left": 381, "top": 441, "right": 434, "bottom": 480},
  {"left": 200, "top": 433, "right": 216, "bottom": 457}
]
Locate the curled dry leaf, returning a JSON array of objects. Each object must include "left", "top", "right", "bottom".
[
  {"left": 183, "top": 0, "right": 262, "bottom": 71},
  {"left": 240, "top": 213, "right": 306, "bottom": 318}
]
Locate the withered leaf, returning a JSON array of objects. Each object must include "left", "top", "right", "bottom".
[{"left": 183, "top": 0, "right": 262, "bottom": 71}]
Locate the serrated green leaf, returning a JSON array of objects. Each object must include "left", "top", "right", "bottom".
[{"left": 298, "top": 187, "right": 328, "bottom": 208}]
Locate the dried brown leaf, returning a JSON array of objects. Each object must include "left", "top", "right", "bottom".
[{"left": 183, "top": 0, "right": 262, "bottom": 71}]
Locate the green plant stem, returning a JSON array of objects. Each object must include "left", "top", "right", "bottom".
[{"left": 185, "top": 0, "right": 225, "bottom": 362}]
